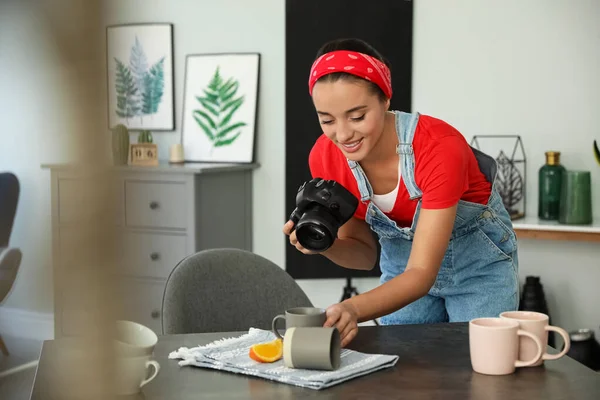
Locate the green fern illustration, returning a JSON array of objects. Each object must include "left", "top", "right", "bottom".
[
  {"left": 141, "top": 57, "right": 165, "bottom": 116},
  {"left": 130, "top": 36, "right": 149, "bottom": 120},
  {"left": 193, "top": 66, "right": 246, "bottom": 151},
  {"left": 114, "top": 57, "right": 139, "bottom": 122},
  {"left": 113, "top": 36, "right": 165, "bottom": 124}
]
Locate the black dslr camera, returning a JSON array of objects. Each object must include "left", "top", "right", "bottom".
[{"left": 289, "top": 178, "right": 358, "bottom": 252}]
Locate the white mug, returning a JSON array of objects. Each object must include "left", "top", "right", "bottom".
[
  {"left": 115, "top": 355, "right": 160, "bottom": 395},
  {"left": 114, "top": 320, "right": 158, "bottom": 357}
]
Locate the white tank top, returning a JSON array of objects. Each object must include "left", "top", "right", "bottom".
[{"left": 372, "top": 158, "right": 402, "bottom": 213}]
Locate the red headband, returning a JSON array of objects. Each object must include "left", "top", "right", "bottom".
[{"left": 308, "top": 50, "right": 392, "bottom": 98}]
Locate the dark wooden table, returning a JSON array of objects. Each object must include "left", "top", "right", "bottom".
[{"left": 31, "top": 323, "right": 600, "bottom": 399}]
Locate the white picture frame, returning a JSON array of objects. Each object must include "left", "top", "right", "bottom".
[
  {"left": 181, "top": 53, "right": 260, "bottom": 163},
  {"left": 106, "top": 23, "right": 175, "bottom": 131}
]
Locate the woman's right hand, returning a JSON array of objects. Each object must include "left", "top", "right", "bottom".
[{"left": 283, "top": 220, "right": 320, "bottom": 255}]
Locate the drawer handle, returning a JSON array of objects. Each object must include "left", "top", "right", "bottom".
[
  {"left": 151, "top": 310, "right": 160, "bottom": 319},
  {"left": 149, "top": 201, "right": 159, "bottom": 210},
  {"left": 150, "top": 252, "right": 160, "bottom": 261}
]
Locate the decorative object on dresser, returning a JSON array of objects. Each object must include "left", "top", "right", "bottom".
[
  {"left": 111, "top": 124, "right": 130, "bottom": 165},
  {"left": 42, "top": 162, "right": 257, "bottom": 338},
  {"left": 181, "top": 53, "right": 260, "bottom": 163},
  {"left": 129, "top": 144, "right": 158, "bottom": 167},
  {"left": 470, "top": 135, "right": 527, "bottom": 220},
  {"left": 106, "top": 23, "right": 175, "bottom": 130},
  {"left": 137, "top": 130, "right": 154, "bottom": 144},
  {"left": 130, "top": 130, "right": 158, "bottom": 166},
  {"left": 169, "top": 143, "right": 185, "bottom": 164}
]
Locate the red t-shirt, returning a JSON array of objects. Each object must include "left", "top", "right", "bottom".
[{"left": 308, "top": 114, "right": 492, "bottom": 227}]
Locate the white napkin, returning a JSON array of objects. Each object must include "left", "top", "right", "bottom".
[{"left": 169, "top": 328, "right": 399, "bottom": 390}]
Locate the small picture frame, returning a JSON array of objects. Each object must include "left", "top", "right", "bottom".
[
  {"left": 106, "top": 23, "right": 175, "bottom": 131},
  {"left": 181, "top": 53, "right": 260, "bottom": 163}
]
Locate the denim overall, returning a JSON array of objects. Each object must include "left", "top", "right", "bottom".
[{"left": 347, "top": 111, "right": 519, "bottom": 324}]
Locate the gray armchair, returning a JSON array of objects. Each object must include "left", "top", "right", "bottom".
[
  {"left": 0, "top": 247, "right": 22, "bottom": 355},
  {"left": 0, "top": 172, "right": 20, "bottom": 356},
  {"left": 0, "top": 172, "right": 19, "bottom": 248},
  {"left": 161, "top": 248, "right": 313, "bottom": 335}
]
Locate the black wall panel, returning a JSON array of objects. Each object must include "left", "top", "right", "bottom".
[{"left": 285, "top": 0, "right": 413, "bottom": 279}]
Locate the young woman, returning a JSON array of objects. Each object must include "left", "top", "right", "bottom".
[{"left": 283, "top": 38, "right": 519, "bottom": 347}]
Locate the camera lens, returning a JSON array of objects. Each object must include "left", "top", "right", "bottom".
[
  {"left": 307, "top": 229, "right": 325, "bottom": 241},
  {"left": 296, "top": 223, "right": 333, "bottom": 252},
  {"left": 306, "top": 226, "right": 327, "bottom": 242},
  {"left": 295, "top": 204, "right": 339, "bottom": 252}
]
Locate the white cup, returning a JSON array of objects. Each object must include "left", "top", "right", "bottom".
[
  {"left": 114, "top": 320, "right": 158, "bottom": 357},
  {"left": 115, "top": 355, "right": 160, "bottom": 395}
]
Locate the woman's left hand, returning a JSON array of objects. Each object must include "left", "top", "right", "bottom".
[{"left": 324, "top": 301, "right": 359, "bottom": 347}]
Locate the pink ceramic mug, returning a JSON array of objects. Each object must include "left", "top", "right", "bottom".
[
  {"left": 500, "top": 311, "right": 570, "bottom": 367},
  {"left": 469, "top": 318, "right": 543, "bottom": 375}
]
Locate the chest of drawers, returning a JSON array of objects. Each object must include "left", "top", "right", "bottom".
[{"left": 44, "top": 162, "right": 256, "bottom": 338}]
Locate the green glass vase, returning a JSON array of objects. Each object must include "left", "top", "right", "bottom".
[
  {"left": 538, "top": 151, "right": 566, "bottom": 220},
  {"left": 559, "top": 170, "right": 593, "bottom": 225}
]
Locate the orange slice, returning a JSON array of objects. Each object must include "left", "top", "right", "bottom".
[{"left": 249, "top": 338, "right": 283, "bottom": 363}]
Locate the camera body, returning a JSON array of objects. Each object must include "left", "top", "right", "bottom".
[{"left": 289, "top": 178, "right": 358, "bottom": 252}]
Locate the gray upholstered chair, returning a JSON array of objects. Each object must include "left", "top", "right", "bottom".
[
  {"left": 161, "top": 248, "right": 313, "bottom": 335},
  {"left": 0, "top": 172, "right": 19, "bottom": 248},
  {"left": 0, "top": 172, "right": 20, "bottom": 356},
  {"left": 0, "top": 247, "right": 22, "bottom": 356}
]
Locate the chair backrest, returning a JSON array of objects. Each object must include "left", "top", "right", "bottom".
[
  {"left": 161, "top": 248, "right": 313, "bottom": 335},
  {"left": 0, "top": 173, "right": 20, "bottom": 248},
  {"left": 0, "top": 247, "right": 22, "bottom": 304}
]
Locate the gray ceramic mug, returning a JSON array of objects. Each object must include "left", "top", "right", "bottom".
[
  {"left": 283, "top": 327, "right": 341, "bottom": 370},
  {"left": 272, "top": 307, "right": 326, "bottom": 340}
]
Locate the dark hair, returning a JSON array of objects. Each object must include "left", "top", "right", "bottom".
[{"left": 314, "top": 38, "right": 391, "bottom": 102}]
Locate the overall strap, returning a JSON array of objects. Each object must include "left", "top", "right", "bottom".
[
  {"left": 347, "top": 159, "right": 373, "bottom": 203},
  {"left": 395, "top": 111, "right": 423, "bottom": 199}
]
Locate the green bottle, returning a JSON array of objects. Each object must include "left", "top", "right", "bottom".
[{"left": 538, "top": 151, "right": 566, "bottom": 220}]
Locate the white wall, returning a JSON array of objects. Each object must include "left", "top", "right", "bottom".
[
  {"left": 0, "top": 1, "right": 78, "bottom": 314},
  {"left": 1, "top": 0, "right": 598, "bottom": 339},
  {"left": 413, "top": 0, "right": 600, "bottom": 210},
  {"left": 412, "top": 0, "right": 600, "bottom": 337}
]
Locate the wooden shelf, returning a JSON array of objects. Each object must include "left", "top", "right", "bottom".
[{"left": 512, "top": 217, "right": 600, "bottom": 242}]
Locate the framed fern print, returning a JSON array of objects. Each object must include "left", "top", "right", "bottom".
[
  {"left": 106, "top": 23, "right": 175, "bottom": 130},
  {"left": 181, "top": 53, "right": 260, "bottom": 163}
]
